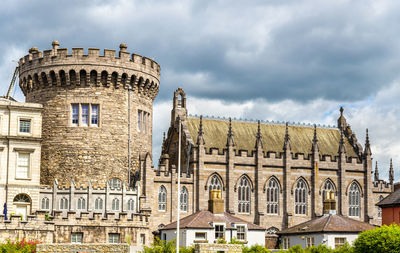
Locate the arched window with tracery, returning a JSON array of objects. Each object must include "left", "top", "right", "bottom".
[
  {"left": 77, "top": 197, "right": 86, "bottom": 210},
  {"left": 349, "top": 182, "right": 361, "bottom": 217},
  {"left": 41, "top": 197, "right": 50, "bottom": 210},
  {"left": 208, "top": 175, "right": 223, "bottom": 197},
  {"left": 94, "top": 197, "right": 103, "bottom": 210},
  {"left": 238, "top": 177, "right": 251, "bottom": 213},
  {"left": 112, "top": 198, "right": 120, "bottom": 211},
  {"left": 60, "top": 197, "right": 68, "bottom": 210},
  {"left": 378, "top": 195, "right": 383, "bottom": 218},
  {"left": 158, "top": 186, "right": 167, "bottom": 211},
  {"left": 266, "top": 178, "right": 279, "bottom": 214},
  {"left": 295, "top": 179, "right": 307, "bottom": 215},
  {"left": 109, "top": 178, "right": 122, "bottom": 189},
  {"left": 127, "top": 199, "right": 135, "bottom": 212},
  {"left": 180, "top": 186, "right": 188, "bottom": 212}
]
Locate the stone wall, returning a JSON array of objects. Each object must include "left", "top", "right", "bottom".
[
  {"left": 194, "top": 243, "right": 242, "bottom": 253},
  {"left": 18, "top": 41, "right": 160, "bottom": 186},
  {"left": 37, "top": 243, "right": 129, "bottom": 253}
]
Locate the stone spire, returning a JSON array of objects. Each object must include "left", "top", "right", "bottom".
[
  {"left": 374, "top": 161, "right": 379, "bottom": 182},
  {"left": 364, "top": 129, "right": 371, "bottom": 157},
  {"left": 283, "top": 122, "right": 291, "bottom": 151},
  {"left": 161, "top": 132, "right": 166, "bottom": 153},
  {"left": 338, "top": 129, "right": 346, "bottom": 154},
  {"left": 227, "top": 117, "right": 235, "bottom": 146},
  {"left": 255, "top": 120, "right": 263, "bottom": 149},
  {"left": 337, "top": 107, "right": 347, "bottom": 131},
  {"left": 197, "top": 115, "right": 205, "bottom": 145},
  {"left": 312, "top": 124, "right": 319, "bottom": 152},
  {"left": 389, "top": 158, "right": 394, "bottom": 186}
]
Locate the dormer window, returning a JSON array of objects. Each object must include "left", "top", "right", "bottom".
[
  {"left": 215, "top": 224, "right": 224, "bottom": 239},
  {"left": 236, "top": 225, "right": 246, "bottom": 241}
]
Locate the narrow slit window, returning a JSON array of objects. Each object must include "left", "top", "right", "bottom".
[{"left": 91, "top": 104, "right": 99, "bottom": 126}]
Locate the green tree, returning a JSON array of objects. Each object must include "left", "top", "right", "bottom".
[{"left": 353, "top": 224, "right": 400, "bottom": 253}]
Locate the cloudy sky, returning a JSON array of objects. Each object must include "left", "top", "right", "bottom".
[{"left": 1, "top": 0, "right": 399, "bottom": 181}]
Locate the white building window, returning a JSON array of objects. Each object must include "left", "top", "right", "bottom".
[
  {"left": 238, "top": 177, "right": 251, "bottom": 213},
  {"left": 215, "top": 225, "right": 224, "bottom": 239},
  {"left": 60, "top": 197, "right": 69, "bottom": 210},
  {"left": 16, "top": 153, "right": 30, "bottom": 179},
  {"left": 349, "top": 182, "right": 361, "bottom": 217},
  {"left": 236, "top": 225, "right": 246, "bottom": 241},
  {"left": 71, "top": 103, "right": 99, "bottom": 127},
  {"left": 77, "top": 197, "right": 86, "bottom": 210},
  {"left": 140, "top": 234, "right": 145, "bottom": 245},
  {"left": 334, "top": 237, "right": 347, "bottom": 249},
  {"left": 112, "top": 198, "right": 120, "bottom": 211},
  {"left": 41, "top": 197, "right": 50, "bottom": 210},
  {"left": 208, "top": 175, "right": 222, "bottom": 197},
  {"left": 71, "top": 232, "right": 83, "bottom": 244},
  {"left": 158, "top": 186, "right": 167, "bottom": 211},
  {"left": 306, "top": 237, "right": 315, "bottom": 247},
  {"left": 266, "top": 178, "right": 279, "bottom": 214},
  {"left": 283, "top": 237, "right": 290, "bottom": 249},
  {"left": 94, "top": 197, "right": 103, "bottom": 210},
  {"left": 195, "top": 232, "right": 206, "bottom": 241},
  {"left": 180, "top": 186, "right": 188, "bottom": 212},
  {"left": 127, "top": 199, "right": 135, "bottom": 211},
  {"left": 19, "top": 119, "right": 31, "bottom": 133},
  {"left": 108, "top": 233, "right": 120, "bottom": 244},
  {"left": 109, "top": 178, "right": 122, "bottom": 189},
  {"left": 378, "top": 195, "right": 383, "bottom": 218},
  {"left": 295, "top": 179, "right": 307, "bottom": 215}
]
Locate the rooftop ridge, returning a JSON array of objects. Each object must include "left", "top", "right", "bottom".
[{"left": 187, "top": 114, "right": 337, "bottom": 129}]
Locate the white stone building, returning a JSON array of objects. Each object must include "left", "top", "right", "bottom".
[{"left": 0, "top": 98, "right": 42, "bottom": 219}]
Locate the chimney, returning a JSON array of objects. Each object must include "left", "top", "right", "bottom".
[
  {"left": 208, "top": 189, "right": 224, "bottom": 214},
  {"left": 323, "top": 191, "right": 336, "bottom": 215}
]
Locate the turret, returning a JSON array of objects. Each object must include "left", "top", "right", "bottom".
[
  {"left": 337, "top": 107, "right": 347, "bottom": 130},
  {"left": 171, "top": 88, "right": 187, "bottom": 127}
]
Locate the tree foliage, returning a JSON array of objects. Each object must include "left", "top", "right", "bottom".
[{"left": 353, "top": 224, "right": 400, "bottom": 253}]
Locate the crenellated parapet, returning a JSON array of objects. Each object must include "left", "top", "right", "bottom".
[{"left": 18, "top": 41, "right": 160, "bottom": 100}]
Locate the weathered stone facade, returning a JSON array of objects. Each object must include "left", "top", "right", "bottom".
[
  {"left": 18, "top": 41, "right": 160, "bottom": 186},
  {"left": 142, "top": 88, "right": 393, "bottom": 243},
  {"left": 194, "top": 243, "right": 242, "bottom": 253},
  {"left": 37, "top": 243, "right": 129, "bottom": 253}
]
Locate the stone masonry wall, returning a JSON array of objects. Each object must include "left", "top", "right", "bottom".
[{"left": 37, "top": 243, "right": 129, "bottom": 253}]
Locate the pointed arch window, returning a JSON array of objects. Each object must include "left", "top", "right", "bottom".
[
  {"left": 127, "top": 199, "right": 135, "bottom": 212},
  {"left": 94, "top": 197, "right": 103, "bottom": 210},
  {"left": 266, "top": 178, "right": 279, "bottom": 214},
  {"left": 41, "top": 197, "right": 50, "bottom": 210},
  {"left": 158, "top": 186, "right": 167, "bottom": 211},
  {"left": 349, "top": 182, "right": 361, "bottom": 217},
  {"left": 238, "top": 177, "right": 251, "bottom": 213},
  {"left": 322, "top": 180, "right": 335, "bottom": 201},
  {"left": 60, "top": 197, "right": 69, "bottom": 210},
  {"left": 208, "top": 175, "right": 222, "bottom": 197},
  {"left": 77, "top": 197, "right": 86, "bottom": 210},
  {"left": 378, "top": 195, "right": 383, "bottom": 218},
  {"left": 180, "top": 187, "right": 188, "bottom": 212},
  {"left": 112, "top": 198, "right": 120, "bottom": 211},
  {"left": 295, "top": 179, "right": 307, "bottom": 215}
]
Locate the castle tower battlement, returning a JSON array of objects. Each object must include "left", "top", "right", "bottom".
[
  {"left": 18, "top": 41, "right": 160, "bottom": 186},
  {"left": 19, "top": 41, "right": 160, "bottom": 100}
]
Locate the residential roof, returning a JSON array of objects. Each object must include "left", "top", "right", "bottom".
[
  {"left": 160, "top": 210, "right": 265, "bottom": 231},
  {"left": 186, "top": 117, "right": 358, "bottom": 158},
  {"left": 277, "top": 214, "right": 375, "bottom": 235},
  {"left": 377, "top": 188, "right": 400, "bottom": 207}
]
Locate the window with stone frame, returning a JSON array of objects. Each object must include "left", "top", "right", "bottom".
[
  {"left": 180, "top": 186, "right": 188, "bottom": 212},
  {"left": 71, "top": 232, "right": 83, "bottom": 244},
  {"left": 71, "top": 103, "right": 99, "bottom": 127},
  {"left": 195, "top": 232, "right": 207, "bottom": 240},
  {"left": 94, "top": 197, "right": 103, "bottom": 210},
  {"left": 60, "top": 197, "right": 69, "bottom": 210},
  {"left": 19, "top": 119, "right": 31, "bottom": 133},
  {"left": 236, "top": 225, "right": 246, "bottom": 241},
  {"left": 208, "top": 175, "right": 223, "bottom": 197},
  {"left": 109, "top": 178, "right": 122, "bottom": 189},
  {"left": 215, "top": 225, "right": 225, "bottom": 239},
  {"left": 158, "top": 186, "right": 167, "bottom": 211},
  {"left": 127, "top": 199, "right": 135, "bottom": 211},
  {"left": 348, "top": 182, "right": 361, "bottom": 217},
  {"left": 266, "top": 178, "right": 279, "bottom": 214},
  {"left": 77, "top": 197, "right": 86, "bottom": 210},
  {"left": 283, "top": 237, "right": 290, "bottom": 249},
  {"left": 108, "top": 233, "right": 120, "bottom": 244},
  {"left": 41, "top": 197, "right": 50, "bottom": 210},
  {"left": 238, "top": 177, "right": 251, "bottom": 213},
  {"left": 137, "top": 110, "right": 142, "bottom": 132},
  {"left": 378, "top": 195, "right": 383, "bottom": 218},
  {"left": 16, "top": 152, "right": 30, "bottom": 179},
  {"left": 112, "top": 198, "right": 120, "bottom": 211},
  {"left": 294, "top": 179, "right": 308, "bottom": 215}
]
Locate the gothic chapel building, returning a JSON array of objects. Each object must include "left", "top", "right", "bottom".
[{"left": 141, "top": 88, "right": 393, "bottom": 240}]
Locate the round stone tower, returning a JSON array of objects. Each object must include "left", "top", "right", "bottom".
[{"left": 18, "top": 41, "right": 160, "bottom": 186}]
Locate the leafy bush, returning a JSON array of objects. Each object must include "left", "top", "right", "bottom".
[
  {"left": 353, "top": 224, "right": 400, "bottom": 253},
  {"left": 0, "top": 238, "right": 40, "bottom": 253},
  {"left": 229, "top": 237, "right": 244, "bottom": 245},
  {"left": 242, "top": 244, "right": 270, "bottom": 253},
  {"left": 143, "top": 237, "right": 194, "bottom": 253}
]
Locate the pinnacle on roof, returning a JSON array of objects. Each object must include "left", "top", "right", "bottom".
[
  {"left": 283, "top": 122, "right": 291, "bottom": 151},
  {"left": 197, "top": 115, "right": 205, "bottom": 145},
  {"left": 312, "top": 124, "right": 319, "bottom": 153},
  {"left": 227, "top": 117, "right": 235, "bottom": 146},
  {"left": 374, "top": 161, "right": 379, "bottom": 182},
  {"left": 364, "top": 128, "right": 371, "bottom": 156},
  {"left": 255, "top": 120, "right": 263, "bottom": 149},
  {"left": 338, "top": 129, "right": 346, "bottom": 154},
  {"left": 389, "top": 158, "right": 394, "bottom": 185}
]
